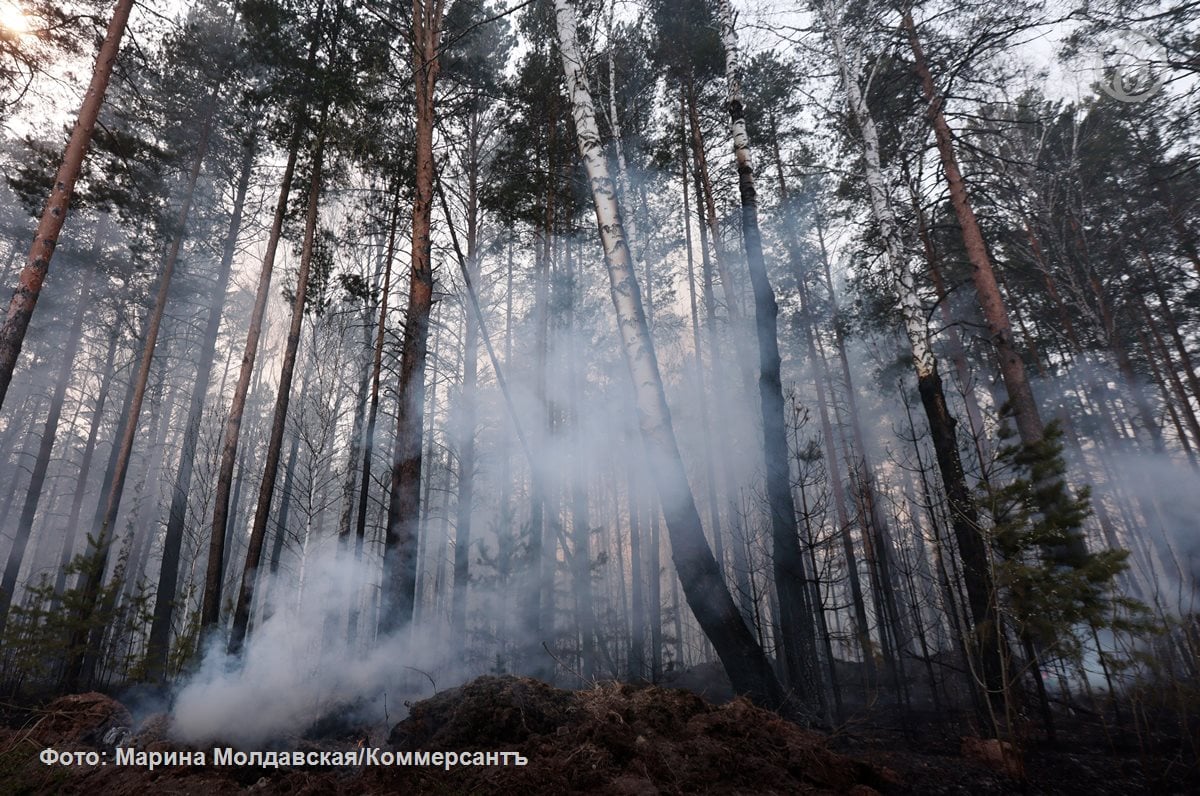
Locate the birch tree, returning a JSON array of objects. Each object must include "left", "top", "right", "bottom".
[
  {"left": 817, "top": 0, "right": 1006, "bottom": 713},
  {"left": 553, "top": 0, "right": 786, "bottom": 713},
  {"left": 900, "top": 7, "right": 1087, "bottom": 564},
  {"left": 715, "top": 0, "right": 819, "bottom": 711}
]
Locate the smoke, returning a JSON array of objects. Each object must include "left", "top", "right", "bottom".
[
  {"left": 163, "top": 225, "right": 787, "bottom": 747},
  {"left": 170, "top": 543, "right": 473, "bottom": 746},
  {"left": 1036, "top": 354, "right": 1200, "bottom": 608}
]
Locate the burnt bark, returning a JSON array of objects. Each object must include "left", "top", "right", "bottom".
[{"left": 903, "top": 10, "right": 1087, "bottom": 564}]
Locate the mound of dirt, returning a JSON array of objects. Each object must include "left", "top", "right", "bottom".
[
  {"left": 389, "top": 675, "right": 578, "bottom": 750},
  {"left": 29, "top": 692, "right": 133, "bottom": 748},
  {"left": 1, "top": 677, "right": 894, "bottom": 794},
  {"left": 378, "top": 675, "right": 895, "bottom": 795}
]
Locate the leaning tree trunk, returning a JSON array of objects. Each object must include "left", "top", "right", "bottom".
[
  {"left": 716, "top": 0, "right": 818, "bottom": 712},
  {"left": 0, "top": 0, "right": 134, "bottom": 410},
  {"left": 554, "top": 0, "right": 786, "bottom": 713},
  {"left": 228, "top": 123, "right": 327, "bottom": 656},
  {"left": 380, "top": 0, "right": 446, "bottom": 636},
  {"left": 901, "top": 9, "right": 1086, "bottom": 565},
  {"left": 820, "top": 0, "right": 1007, "bottom": 714}
]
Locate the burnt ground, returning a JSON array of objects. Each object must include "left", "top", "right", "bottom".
[{"left": 0, "top": 675, "right": 1194, "bottom": 795}]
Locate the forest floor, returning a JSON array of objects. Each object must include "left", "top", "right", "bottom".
[{"left": 0, "top": 673, "right": 1194, "bottom": 794}]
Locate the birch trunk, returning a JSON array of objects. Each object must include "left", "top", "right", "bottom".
[
  {"left": 901, "top": 9, "right": 1086, "bottom": 565},
  {"left": 716, "top": 0, "right": 817, "bottom": 711},
  {"left": 820, "top": 0, "right": 1006, "bottom": 712},
  {"left": 554, "top": 0, "right": 785, "bottom": 712}
]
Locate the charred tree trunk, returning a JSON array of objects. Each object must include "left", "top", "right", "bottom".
[
  {"left": 716, "top": 0, "right": 817, "bottom": 713},
  {"left": 903, "top": 9, "right": 1087, "bottom": 564},
  {"left": 820, "top": 1, "right": 1007, "bottom": 714},
  {"left": 555, "top": 0, "right": 786, "bottom": 713}
]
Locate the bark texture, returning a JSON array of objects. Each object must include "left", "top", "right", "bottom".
[
  {"left": 380, "top": 0, "right": 445, "bottom": 636},
  {"left": 717, "top": 0, "right": 817, "bottom": 712}
]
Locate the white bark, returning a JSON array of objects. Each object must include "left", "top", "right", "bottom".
[
  {"left": 606, "top": 33, "right": 643, "bottom": 262},
  {"left": 554, "top": 0, "right": 679, "bottom": 494},
  {"left": 555, "top": 0, "right": 782, "bottom": 709},
  {"left": 818, "top": 1, "right": 936, "bottom": 378},
  {"left": 716, "top": 0, "right": 753, "bottom": 197}
]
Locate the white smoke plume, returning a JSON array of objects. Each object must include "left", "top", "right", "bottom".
[{"left": 170, "top": 544, "right": 473, "bottom": 746}]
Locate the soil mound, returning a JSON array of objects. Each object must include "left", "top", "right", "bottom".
[
  {"left": 1, "top": 677, "right": 892, "bottom": 794},
  {"left": 30, "top": 692, "right": 133, "bottom": 747},
  {"left": 380, "top": 675, "right": 894, "bottom": 794}
]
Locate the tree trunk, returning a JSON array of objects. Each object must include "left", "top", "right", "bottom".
[
  {"left": 685, "top": 81, "right": 739, "bottom": 322},
  {"left": 902, "top": 9, "right": 1087, "bottom": 564},
  {"left": 381, "top": 0, "right": 446, "bottom": 636},
  {"left": 202, "top": 124, "right": 303, "bottom": 634},
  {"left": 820, "top": 0, "right": 1007, "bottom": 714},
  {"left": 146, "top": 139, "right": 254, "bottom": 681},
  {"left": 1143, "top": 251, "right": 1200, "bottom": 405},
  {"left": 64, "top": 106, "right": 214, "bottom": 689},
  {"left": 554, "top": 0, "right": 786, "bottom": 712},
  {"left": 717, "top": 0, "right": 818, "bottom": 711},
  {"left": 450, "top": 111, "right": 483, "bottom": 647},
  {"left": 795, "top": 257, "right": 876, "bottom": 689},
  {"left": 348, "top": 187, "right": 402, "bottom": 646},
  {"left": 678, "top": 96, "right": 754, "bottom": 622},
  {"left": 0, "top": 0, "right": 134, "bottom": 409},
  {"left": 228, "top": 123, "right": 327, "bottom": 656},
  {"left": 52, "top": 323, "right": 118, "bottom": 605},
  {"left": 0, "top": 219, "right": 104, "bottom": 635}
]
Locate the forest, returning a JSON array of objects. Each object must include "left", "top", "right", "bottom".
[{"left": 0, "top": 0, "right": 1197, "bottom": 792}]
